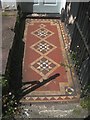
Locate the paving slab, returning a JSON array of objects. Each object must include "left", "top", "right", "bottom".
[
  {"left": 15, "top": 102, "right": 88, "bottom": 119},
  {"left": 2, "top": 11, "right": 16, "bottom": 74}
]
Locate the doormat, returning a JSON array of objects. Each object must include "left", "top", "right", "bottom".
[{"left": 21, "top": 19, "right": 80, "bottom": 103}]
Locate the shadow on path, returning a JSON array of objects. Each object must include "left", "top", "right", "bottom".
[
  {"left": 5, "top": 15, "right": 26, "bottom": 98},
  {"left": 18, "top": 73, "right": 60, "bottom": 100}
]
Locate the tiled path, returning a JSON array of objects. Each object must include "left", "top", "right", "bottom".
[{"left": 21, "top": 19, "right": 79, "bottom": 102}]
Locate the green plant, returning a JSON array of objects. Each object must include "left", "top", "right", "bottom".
[
  {"left": 80, "top": 96, "right": 90, "bottom": 110},
  {"left": 81, "top": 84, "right": 90, "bottom": 97},
  {"left": 0, "top": 75, "right": 20, "bottom": 119},
  {"left": 69, "top": 50, "right": 79, "bottom": 67},
  {"left": 60, "top": 50, "right": 80, "bottom": 70},
  {"left": 60, "top": 62, "right": 73, "bottom": 69}
]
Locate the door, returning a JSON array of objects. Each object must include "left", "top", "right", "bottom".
[
  {"left": 33, "top": 0, "right": 60, "bottom": 13},
  {"left": 18, "top": 0, "right": 66, "bottom": 14}
]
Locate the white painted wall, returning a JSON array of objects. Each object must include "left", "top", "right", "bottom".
[
  {"left": 60, "top": 0, "right": 66, "bottom": 14},
  {"left": 1, "top": 0, "right": 17, "bottom": 10}
]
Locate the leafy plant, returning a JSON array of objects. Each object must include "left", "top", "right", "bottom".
[
  {"left": 0, "top": 75, "right": 20, "bottom": 119},
  {"left": 60, "top": 62, "right": 73, "bottom": 69},
  {"left": 80, "top": 96, "right": 90, "bottom": 110},
  {"left": 68, "top": 50, "right": 79, "bottom": 67}
]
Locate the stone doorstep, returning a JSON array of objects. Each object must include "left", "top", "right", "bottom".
[{"left": 26, "top": 13, "right": 61, "bottom": 19}]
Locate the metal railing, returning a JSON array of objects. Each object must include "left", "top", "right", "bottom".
[{"left": 66, "top": 2, "right": 90, "bottom": 96}]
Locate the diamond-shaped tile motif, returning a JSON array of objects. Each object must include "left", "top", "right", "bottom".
[
  {"left": 22, "top": 19, "right": 78, "bottom": 103},
  {"left": 31, "top": 56, "right": 60, "bottom": 76},
  {"left": 31, "top": 26, "right": 54, "bottom": 39},
  {"left": 30, "top": 40, "right": 57, "bottom": 55}
]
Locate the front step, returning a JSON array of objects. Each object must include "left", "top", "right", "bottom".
[{"left": 24, "top": 13, "right": 61, "bottom": 19}]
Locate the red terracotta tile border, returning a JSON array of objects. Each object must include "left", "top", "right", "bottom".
[{"left": 21, "top": 19, "right": 80, "bottom": 102}]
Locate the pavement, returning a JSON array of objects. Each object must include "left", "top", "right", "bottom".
[
  {"left": 16, "top": 102, "right": 88, "bottom": 119},
  {"left": 2, "top": 11, "right": 16, "bottom": 74}
]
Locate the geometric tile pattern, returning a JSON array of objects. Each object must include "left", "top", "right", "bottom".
[
  {"left": 31, "top": 56, "right": 60, "bottom": 76},
  {"left": 30, "top": 40, "right": 57, "bottom": 55},
  {"left": 31, "top": 24, "right": 54, "bottom": 39},
  {"left": 30, "top": 23, "right": 59, "bottom": 79},
  {"left": 34, "top": 58, "right": 55, "bottom": 74},
  {"left": 21, "top": 95, "right": 79, "bottom": 103}
]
